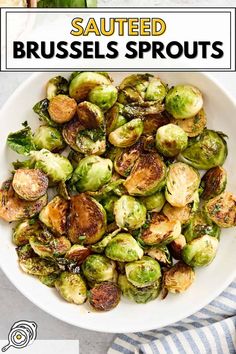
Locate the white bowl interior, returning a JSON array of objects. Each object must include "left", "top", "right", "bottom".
[{"left": 0, "top": 72, "right": 236, "bottom": 333}]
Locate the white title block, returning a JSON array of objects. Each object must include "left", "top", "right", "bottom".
[{"left": 1, "top": 8, "right": 235, "bottom": 71}]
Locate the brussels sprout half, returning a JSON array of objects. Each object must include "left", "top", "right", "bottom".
[
  {"left": 169, "top": 234, "right": 187, "bottom": 260},
  {"left": 77, "top": 101, "right": 104, "bottom": 129},
  {"left": 105, "top": 103, "right": 127, "bottom": 135},
  {"left": 88, "top": 84, "right": 118, "bottom": 112},
  {"left": 141, "top": 191, "right": 166, "bottom": 212},
  {"left": 29, "top": 236, "right": 71, "bottom": 258},
  {"left": 183, "top": 210, "right": 221, "bottom": 242},
  {"left": 182, "top": 235, "right": 219, "bottom": 267},
  {"left": 46, "top": 76, "right": 69, "bottom": 100},
  {"left": 119, "top": 74, "right": 152, "bottom": 94},
  {"left": 65, "top": 244, "right": 91, "bottom": 265},
  {"left": 118, "top": 274, "right": 161, "bottom": 304},
  {"left": 145, "top": 246, "right": 172, "bottom": 267},
  {"left": 12, "top": 169, "right": 48, "bottom": 201},
  {"left": 0, "top": 181, "right": 47, "bottom": 222},
  {"left": 91, "top": 229, "right": 121, "bottom": 254},
  {"left": 124, "top": 153, "right": 166, "bottom": 196},
  {"left": 143, "top": 113, "right": 170, "bottom": 135},
  {"left": 140, "top": 213, "right": 181, "bottom": 246},
  {"left": 105, "top": 233, "right": 144, "bottom": 262},
  {"left": 67, "top": 193, "right": 107, "bottom": 245},
  {"left": 33, "top": 99, "right": 58, "bottom": 127},
  {"left": 31, "top": 149, "right": 73, "bottom": 184},
  {"left": 71, "top": 156, "right": 113, "bottom": 192},
  {"left": 180, "top": 130, "right": 228, "bottom": 170},
  {"left": 12, "top": 219, "right": 42, "bottom": 246},
  {"left": 62, "top": 118, "right": 85, "bottom": 152},
  {"left": 125, "top": 256, "right": 161, "bottom": 288},
  {"left": 165, "top": 162, "right": 200, "bottom": 207},
  {"left": 76, "top": 128, "right": 106, "bottom": 156},
  {"left": 163, "top": 203, "right": 192, "bottom": 225},
  {"left": 109, "top": 119, "right": 143, "bottom": 148},
  {"left": 55, "top": 272, "right": 87, "bottom": 305},
  {"left": 118, "top": 87, "right": 143, "bottom": 105},
  {"left": 123, "top": 101, "right": 164, "bottom": 120},
  {"left": 89, "top": 282, "right": 121, "bottom": 311},
  {"left": 165, "top": 84, "right": 203, "bottom": 119},
  {"left": 114, "top": 141, "right": 143, "bottom": 177},
  {"left": 156, "top": 123, "right": 188, "bottom": 157},
  {"left": 171, "top": 108, "right": 206, "bottom": 137},
  {"left": 204, "top": 192, "right": 236, "bottom": 228},
  {"left": 114, "top": 195, "right": 147, "bottom": 230},
  {"left": 82, "top": 254, "right": 116, "bottom": 283},
  {"left": 145, "top": 77, "right": 167, "bottom": 102},
  {"left": 39, "top": 196, "right": 69, "bottom": 235},
  {"left": 33, "top": 126, "right": 65, "bottom": 152},
  {"left": 201, "top": 166, "right": 227, "bottom": 200},
  {"left": 19, "top": 251, "right": 59, "bottom": 276},
  {"left": 48, "top": 94, "right": 77, "bottom": 124},
  {"left": 163, "top": 262, "right": 195, "bottom": 293},
  {"left": 69, "top": 72, "right": 111, "bottom": 101}
]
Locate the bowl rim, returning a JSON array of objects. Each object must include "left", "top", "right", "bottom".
[{"left": 0, "top": 71, "right": 236, "bottom": 333}]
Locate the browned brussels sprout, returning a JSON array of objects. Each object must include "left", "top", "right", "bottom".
[
  {"left": 12, "top": 219, "right": 42, "bottom": 246},
  {"left": 163, "top": 203, "right": 192, "bottom": 225},
  {"left": 105, "top": 103, "right": 127, "bottom": 135},
  {"left": 65, "top": 244, "right": 91, "bottom": 265},
  {"left": 163, "top": 262, "right": 195, "bottom": 293},
  {"left": 48, "top": 94, "right": 77, "bottom": 123},
  {"left": 140, "top": 213, "right": 181, "bottom": 246},
  {"left": 88, "top": 282, "right": 121, "bottom": 311},
  {"left": 201, "top": 166, "right": 227, "bottom": 200},
  {"left": 204, "top": 192, "right": 236, "bottom": 228},
  {"left": 0, "top": 180, "right": 47, "bottom": 222},
  {"left": 55, "top": 271, "right": 87, "bottom": 305},
  {"left": 169, "top": 234, "right": 187, "bottom": 260},
  {"left": 124, "top": 153, "right": 166, "bottom": 196},
  {"left": 77, "top": 101, "right": 104, "bottom": 129},
  {"left": 67, "top": 193, "right": 106, "bottom": 245},
  {"left": 39, "top": 196, "right": 69, "bottom": 235},
  {"left": 12, "top": 169, "right": 48, "bottom": 201},
  {"left": 170, "top": 108, "right": 206, "bottom": 137},
  {"left": 62, "top": 117, "right": 85, "bottom": 152}
]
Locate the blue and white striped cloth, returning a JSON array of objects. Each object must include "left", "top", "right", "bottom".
[{"left": 108, "top": 280, "right": 236, "bottom": 354}]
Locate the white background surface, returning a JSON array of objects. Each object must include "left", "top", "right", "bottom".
[{"left": 0, "top": 1, "right": 236, "bottom": 353}]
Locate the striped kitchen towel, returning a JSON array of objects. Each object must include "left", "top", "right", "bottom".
[{"left": 108, "top": 279, "right": 236, "bottom": 354}]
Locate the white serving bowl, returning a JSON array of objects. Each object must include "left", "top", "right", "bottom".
[{"left": 0, "top": 72, "right": 236, "bottom": 333}]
